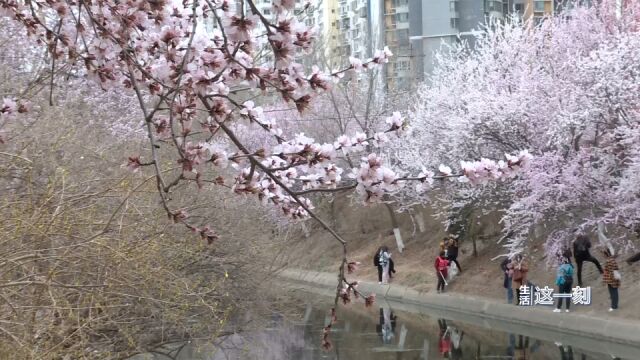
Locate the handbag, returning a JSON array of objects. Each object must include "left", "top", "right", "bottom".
[
  {"left": 512, "top": 269, "right": 523, "bottom": 281},
  {"left": 613, "top": 270, "right": 621, "bottom": 281}
]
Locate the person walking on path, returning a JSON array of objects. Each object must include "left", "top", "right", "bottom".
[
  {"left": 627, "top": 251, "right": 640, "bottom": 265},
  {"left": 435, "top": 251, "right": 449, "bottom": 293},
  {"left": 573, "top": 234, "right": 603, "bottom": 287},
  {"left": 553, "top": 257, "right": 574, "bottom": 313},
  {"left": 388, "top": 257, "right": 396, "bottom": 279},
  {"left": 602, "top": 248, "right": 621, "bottom": 311},
  {"left": 509, "top": 254, "right": 529, "bottom": 305},
  {"left": 377, "top": 246, "right": 392, "bottom": 285},
  {"left": 500, "top": 257, "right": 514, "bottom": 304},
  {"left": 373, "top": 246, "right": 384, "bottom": 283},
  {"left": 439, "top": 238, "right": 448, "bottom": 257},
  {"left": 446, "top": 236, "right": 462, "bottom": 273}
]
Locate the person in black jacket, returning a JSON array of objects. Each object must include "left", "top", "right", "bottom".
[
  {"left": 446, "top": 236, "right": 462, "bottom": 272},
  {"left": 500, "top": 257, "right": 514, "bottom": 304},
  {"left": 627, "top": 251, "right": 640, "bottom": 265},
  {"left": 573, "top": 234, "right": 603, "bottom": 287}
]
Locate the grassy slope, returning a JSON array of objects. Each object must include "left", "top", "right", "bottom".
[{"left": 286, "top": 194, "right": 640, "bottom": 320}]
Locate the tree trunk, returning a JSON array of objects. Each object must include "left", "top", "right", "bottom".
[
  {"left": 468, "top": 215, "right": 478, "bottom": 257},
  {"left": 384, "top": 203, "right": 404, "bottom": 253}
]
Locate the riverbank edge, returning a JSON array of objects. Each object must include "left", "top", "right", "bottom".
[{"left": 279, "top": 268, "right": 640, "bottom": 351}]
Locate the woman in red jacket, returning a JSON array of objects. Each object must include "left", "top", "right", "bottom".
[{"left": 435, "top": 251, "right": 449, "bottom": 293}]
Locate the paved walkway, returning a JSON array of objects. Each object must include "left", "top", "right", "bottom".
[{"left": 279, "top": 268, "right": 640, "bottom": 358}]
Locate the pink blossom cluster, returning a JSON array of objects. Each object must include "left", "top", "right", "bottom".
[
  {"left": 460, "top": 150, "right": 532, "bottom": 185},
  {"left": 0, "top": 98, "right": 27, "bottom": 119},
  {"left": 350, "top": 154, "right": 400, "bottom": 203}
]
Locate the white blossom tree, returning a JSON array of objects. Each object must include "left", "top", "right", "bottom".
[{"left": 393, "top": 0, "right": 640, "bottom": 259}]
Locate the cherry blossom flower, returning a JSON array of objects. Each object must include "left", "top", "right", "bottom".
[
  {"left": 349, "top": 57, "right": 363, "bottom": 72},
  {"left": 438, "top": 164, "right": 453, "bottom": 176},
  {"left": 223, "top": 15, "right": 259, "bottom": 43}
]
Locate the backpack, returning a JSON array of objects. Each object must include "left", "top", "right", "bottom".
[
  {"left": 563, "top": 264, "right": 574, "bottom": 283},
  {"left": 556, "top": 264, "right": 574, "bottom": 286},
  {"left": 373, "top": 252, "right": 380, "bottom": 267}
]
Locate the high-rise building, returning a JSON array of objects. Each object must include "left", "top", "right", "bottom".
[
  {"left": 522, "top": 0, "right": 555, "bottom": 23},
  {"left": 323, "top": 0, "right": 374, "bottom": 67},
  {"left": 381, "top": 0, "right": 412, "bottom": 91},
  {"left": 394, "top": 0, "right": 505, "bottom": 91}
]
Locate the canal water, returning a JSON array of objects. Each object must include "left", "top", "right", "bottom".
[{"left": 134, "top": 299, "right": 635, "bottom": 360}]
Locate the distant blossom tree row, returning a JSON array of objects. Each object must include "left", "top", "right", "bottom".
[{"left": 393, "top": 0, "right": 640, "bottom": 258}]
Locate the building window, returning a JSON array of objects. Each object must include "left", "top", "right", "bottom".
[
  {"left": 397, "top": 29, "right": 409, "bottom": 43},
  {"left": 396, "top": 59, "right": 410, "bottom": 71},
  {"left": 514, "top": 4, "right": 524, "bottom": 12},
  {"left": 393, "top": 0, "right": 409, "bottom": 5},
  {"left": 486, "top": 1, "right": 501, "bottom": 12},
  {"left": 263, "top": 9, "right": 270, "bottom": 15},
  {"left": 450, "top": 18, "right": 458, "bottom": 29},
  {"left": 395, "top": 12, "right": 409, "bottom": 22},
  {"left": 534, "top": 1, "right": 545, "bottom": 12},
  {"left": 450, "top": 1, "right": 458, "bottom": 12}
]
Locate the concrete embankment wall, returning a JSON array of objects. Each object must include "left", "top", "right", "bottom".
[{"left": 280, "top": 269, "right": 640, "bottom": 359}]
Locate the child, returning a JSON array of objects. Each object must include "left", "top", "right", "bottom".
[
  {"left": 602, "top": 248, "right": 621, "bottom": 311},
  {"left": 435, "top": 251, "right": 449, "bottom": 293}
]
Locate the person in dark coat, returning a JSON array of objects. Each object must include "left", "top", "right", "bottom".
[
  {"left": 573, "top": 235, "right": 603, "bottom": 287},
  {"left": 500, "top": 257, "right": 514, "bottom": 304},
  {"left": 388, "top": 257, "right": 396, "bottom": 278},
  {"left": 627, "top": 251, "right": 640, "bottom": 265},
  {"left": 446, "top": 236, "right": 462, "bottom": 272}
]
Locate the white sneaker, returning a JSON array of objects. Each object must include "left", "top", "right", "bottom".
[
  {"left": 554, "top": 342, "right": 562, "bottom": 346},
  {"left": 565, "top": 309, "right": 570, "bottom": 313},
  {"left": 608, "top": 308, "right": 614, "bottom": 312},
  {"left": 553, "top": 309, "right": 561, "bottom": 313},
  {"left": 378, "top": 282, "right": 382, "bottom": 285}
]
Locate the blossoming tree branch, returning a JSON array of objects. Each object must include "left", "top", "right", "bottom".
[{"left": 0, "top": 0, "right": 531, "bottom": 323}]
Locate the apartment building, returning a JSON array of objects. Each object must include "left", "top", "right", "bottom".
[
  {"left": 523, "top": 0, "right": 555, "bottom": 23},
  {"left": 381, "top": 0, "right": 412, "bottom": 91},
  {"left": 505, "top": 0, "right": 556, "bottom": 23},
  {"left": 375, "top": 0, "right": 511, "bottom": 90}
]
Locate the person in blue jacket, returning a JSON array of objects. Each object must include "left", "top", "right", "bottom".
[{"left": 553, "top": 257, "right": 574, "bottom": 313}]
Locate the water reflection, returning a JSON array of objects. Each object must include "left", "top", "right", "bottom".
[
  {"left": 133, "top": 303, "right": 633, "bottom": 360},
  {"left": 507, "top": 334, "right": 542, "bottom": 359},
  {"left": 436, "top": 319, "right": 464, "bottom": 359},
  {"left": 375, "top": 307, "right": 397, "bottom": 344}
]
